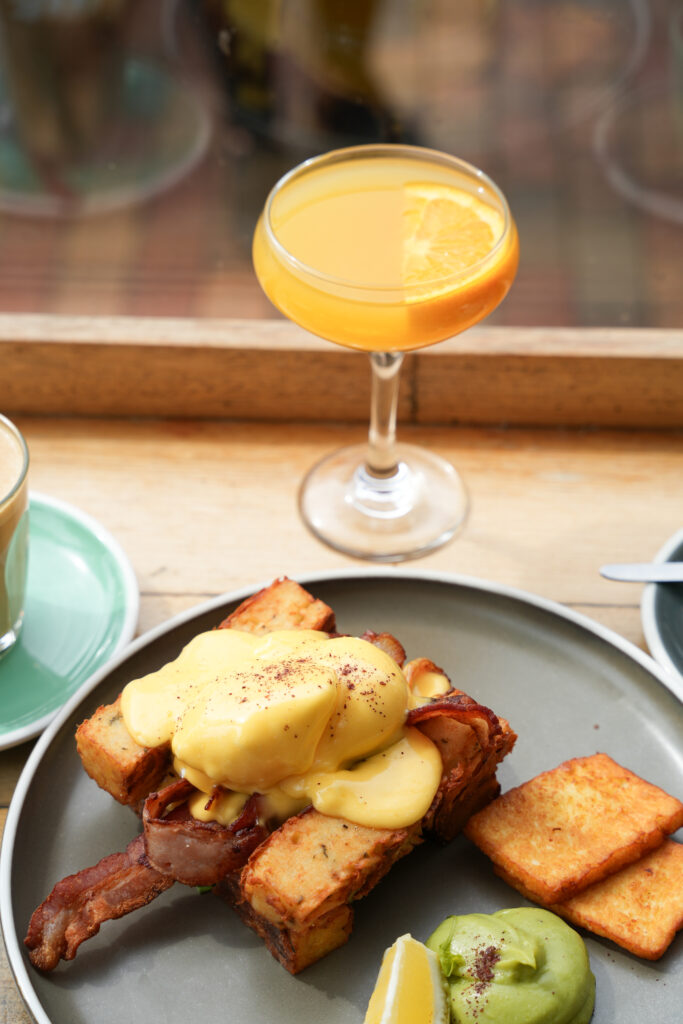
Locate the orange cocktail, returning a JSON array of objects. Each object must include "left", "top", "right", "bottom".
[
  {"left": 253, "top": 145, "right": 518, "bottom": 561},
  {"left": 253, "top": 151, "right": 518, "bottom": 352}
]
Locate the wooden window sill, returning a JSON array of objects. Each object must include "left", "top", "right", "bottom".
[{"left": 1, "top": 313, "right": 681, "bottom": 428}]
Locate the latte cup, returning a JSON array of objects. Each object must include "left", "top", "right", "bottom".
[{"left": 0, "top": 415, "right": 29, "bottom": 660}]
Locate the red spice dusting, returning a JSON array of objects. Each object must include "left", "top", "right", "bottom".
[
  {"left": 460, "top": 941, "right": 502, "bottom": 1019},
  {"left": 472, "top": 944, "right": 500, "bottom": 997}
]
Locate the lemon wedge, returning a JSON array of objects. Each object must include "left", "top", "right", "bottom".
[
  {"left": 364, "top": 933, "right": 450, "bottom": 1024},
  {"left": 402, "top": 182, "right": 505, "bottom": 295}
]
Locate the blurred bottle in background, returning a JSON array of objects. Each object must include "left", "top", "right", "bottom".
[{"left": 201, "top": 0, "right": 419, "bottom": 152}]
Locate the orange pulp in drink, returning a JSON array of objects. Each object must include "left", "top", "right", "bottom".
[{"left": 253, "top": 151, "right": 519, "bottom": 352}]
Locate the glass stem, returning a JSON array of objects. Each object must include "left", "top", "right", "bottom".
[{"left": 366, "top": 351, "right": 404, "bottom": 477}]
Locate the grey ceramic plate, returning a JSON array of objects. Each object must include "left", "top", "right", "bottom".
[
  {"left": 2, "top": 570, "right": 682, "bottom": 1024},
  {"left": 641, "top": 527, "right": 683, "bottom": 688}
]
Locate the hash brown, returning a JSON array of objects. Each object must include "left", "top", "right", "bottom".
[
  {"left": 552, "top": 840, "right": 683, "bottom": 960},
  {"left": 464, "top": 753, "right": 683, "bottom": 904}
]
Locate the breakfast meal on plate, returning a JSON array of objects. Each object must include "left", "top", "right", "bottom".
[
  {"left": 464, "top": 753, "right": 683, "bottom": 959},
  {"left": 363, "top": 908, "right": 596, "bottom": 1024},
  {"left": 24, "top": 577, "right": 517, "bottom": 973}
]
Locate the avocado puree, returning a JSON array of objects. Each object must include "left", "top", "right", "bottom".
[{"left": 427, "top": 908, "right": 595, "bottom": 1024}]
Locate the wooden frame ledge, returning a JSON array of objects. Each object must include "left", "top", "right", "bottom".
[{"left": 1, "top": 314, "right": 681, "bottom": 428}]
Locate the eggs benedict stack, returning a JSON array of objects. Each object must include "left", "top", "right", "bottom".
[
  {"left": 25, "top": 578, "right": 516, "bottom": 973},
  {"left": 122, "top": 629, "right": 445, "bottom": 833}
]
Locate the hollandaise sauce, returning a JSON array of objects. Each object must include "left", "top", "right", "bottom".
[{"left": 121, "top": 630, "right": 445, "bottom": 830}]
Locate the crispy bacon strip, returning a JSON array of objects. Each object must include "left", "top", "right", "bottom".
[
  {"left": 408, "top": 690, "right": 516, "bottom": 841},
  {"left": 24, "top": 834, "right": 173, "bottom": 971},
  {"left": 359, "top": 630, "right": 406, "bottom": 666},
  {"left": 142, "top": 779, "right": 268, "bottom": 886},
  {"left": 407, "top": 689, "right": 502, "bottom": 772}
]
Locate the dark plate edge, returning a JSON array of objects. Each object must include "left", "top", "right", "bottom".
[{"left": 641, "top": 527, "right": 683, "bottom": 685}]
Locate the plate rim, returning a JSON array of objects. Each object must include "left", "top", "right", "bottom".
[
  {"left": 2, "top": 566, "right": 681, "bottom": 1024},
  {"left": 0, "top": 491, "right": 139, "bottom": 751},
  {"left": 641, "top": 526, "right": 683, "bottom": 684}
]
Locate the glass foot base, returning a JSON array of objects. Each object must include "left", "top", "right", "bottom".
[{"left": 298, "top": 443, "right": 468, "bottom": 562}]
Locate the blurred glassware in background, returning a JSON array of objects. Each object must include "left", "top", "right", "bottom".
[
  {"left": 0, "top": 0, "right": 134, "bottom": 167},
  {"left": 0, "top": 0, "right": 210, "bottom": 216},
  {"left": 0, "top": 1, "right": 678, "bottom": 329},
  {"left": 592, "top": 0, "right": 683, "bottom": 226},
  {"left": 674, "top": 0, "right": 683, "bottom": 130}
]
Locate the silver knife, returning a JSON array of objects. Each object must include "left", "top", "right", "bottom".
[{"left": 600, "top": 562, "right": 683, "bottom": 583}]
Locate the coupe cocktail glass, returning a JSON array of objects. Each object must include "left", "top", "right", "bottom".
[{"left": 253, "top": 144, "right": 518, "bottom": 560}]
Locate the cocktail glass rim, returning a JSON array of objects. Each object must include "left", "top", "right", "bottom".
[{"left": 261, "top": 142, "right": 513, "bottom": 295}]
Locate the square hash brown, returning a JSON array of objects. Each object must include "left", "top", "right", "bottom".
[{"left": 464, "top": 752, "right": 683, "bottom": 904}]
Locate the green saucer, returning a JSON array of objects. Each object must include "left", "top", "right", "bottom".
[{"left": 0, "top": 493, "right": 138, "bottom": 749}]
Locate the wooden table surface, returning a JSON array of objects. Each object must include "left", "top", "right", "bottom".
[{"left": 1, "top": 413, "right": 682, "bottom": 1020}]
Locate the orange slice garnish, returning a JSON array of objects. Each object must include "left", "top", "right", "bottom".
[{"left": 402, "top": 183, "right": 505, "bottom": 296}]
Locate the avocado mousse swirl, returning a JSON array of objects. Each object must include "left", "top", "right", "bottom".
[{"left": 427, "top": 908, "right": 595, "bottom": 1024}]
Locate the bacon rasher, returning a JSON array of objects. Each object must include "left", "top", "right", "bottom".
[
  {"left": 25, "top": 780, "right": 270, "bottom": 971},
  {"left": 24, "top": 834, "right": 173, "bottom": 971},
  {"left": 407, "top": 688, "right": 504, "bottom": 769},
  {"left": 143, "top": 780, "right": 268, "bottom": 886},
  {"left": 408, "top": 688, "right": 516, "bottom": 841}
]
